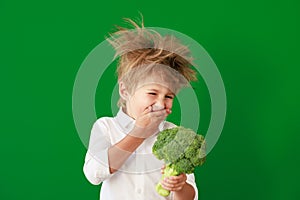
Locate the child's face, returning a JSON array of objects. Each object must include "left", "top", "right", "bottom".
[{"left": 125, "top": 83, "right": 175, "bottom": 119}]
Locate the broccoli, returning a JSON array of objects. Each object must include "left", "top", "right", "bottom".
[{"left": 152, "top": 126, "right": 206, "bottom": 197}]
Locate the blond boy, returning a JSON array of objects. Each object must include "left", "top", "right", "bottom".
[{"left": 83, "top": 18, "right": 199, "bottom": 200}]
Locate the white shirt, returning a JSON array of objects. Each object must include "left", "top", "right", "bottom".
[{"left": 83, "top": 108, "right": 198, "bottom": 200}]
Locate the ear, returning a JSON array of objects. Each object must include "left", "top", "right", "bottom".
[{"left": 119, "top": 81, "right": 129, "bottom": 100}]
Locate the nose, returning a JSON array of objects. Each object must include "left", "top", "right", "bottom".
[{"left": 152, "top": 98, "right": 165, "bottom": 111}]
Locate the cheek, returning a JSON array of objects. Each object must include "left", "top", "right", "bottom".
[
  {"left": 166, "top": 99, "right": 174, "bottom": 109},
  {"left": 134, "top": 95, "right": 153, "bottom": 110},
  {"left": 142, "top": 95, "right": 155, "bottom": 104}
]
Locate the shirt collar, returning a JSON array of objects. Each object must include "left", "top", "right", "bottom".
[
  {"left": 114, "top": 107, "right": 165, "bottom": 133},
  {"left": 115, "top": 107, "right": 135, "bottom": 132}
]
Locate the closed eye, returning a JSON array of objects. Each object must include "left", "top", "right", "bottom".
[
  {"left": 148, "top": 92, "right": 157, "bottom": 95},
  {"left": 166, "top": 95, "right": 174, "bottom": 99}
]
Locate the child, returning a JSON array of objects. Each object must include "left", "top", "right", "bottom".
[{"left": 83, "top": 18, "right": 199, "bottom": 200}]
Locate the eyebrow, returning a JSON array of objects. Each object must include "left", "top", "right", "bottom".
[{"left": 147, "top": 89, "right": 175, "bottom": 96}]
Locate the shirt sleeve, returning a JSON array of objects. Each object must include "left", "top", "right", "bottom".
[{"left": 83, "top": 119, "right": 112, "bottom": 185}]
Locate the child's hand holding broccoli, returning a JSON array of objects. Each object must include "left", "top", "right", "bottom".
[
  {"left": 152, "top": 126, "right": 206, "bottom": 196},
  {"left": 160, "top": 165, "right": 188, "bottom": 193}
]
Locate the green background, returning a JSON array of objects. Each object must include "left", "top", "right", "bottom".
[{"left": 1, "top": 0, "right": 299, "bottom": 199}]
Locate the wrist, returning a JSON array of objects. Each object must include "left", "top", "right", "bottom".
[
  {"left": 130, "top": 125, "right": 158, "bottom": 139},
  {"left": 175, "top": 182, "right": 188, "bottom": 193},
  {"left": 126, "top": 134, "right": 145, "bottom": 149},
  {"left": 173, "top": 182, "right": 195, "bottom": 200}
]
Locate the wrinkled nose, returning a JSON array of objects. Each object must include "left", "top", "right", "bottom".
[{"left": 152, "top": 99, "right": 165, "bottom": 111}]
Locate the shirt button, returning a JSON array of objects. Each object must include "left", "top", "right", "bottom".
[{"left": 137, "top": 188, "right": 142, "bottom": 194}]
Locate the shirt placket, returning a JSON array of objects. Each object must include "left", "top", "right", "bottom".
[{"left": 135, "top": 141, "right": 146, "bottom": 199}]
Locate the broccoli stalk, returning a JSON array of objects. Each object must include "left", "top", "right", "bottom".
[
  {"left": 156, "top": 165, "right": 179, "bottom": 196},
  {"left": 152, "top": 126, "right": 206, "bottom": 197}
]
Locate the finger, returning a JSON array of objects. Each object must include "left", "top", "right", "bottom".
[
  {"left": 161, "top": 165, "right": 166, "bottom": 174},
  {"left": 164, "top": 177, "right": 181, "bottom": 184},
  {"left": 163, "top": 175, "right": 187, "bottom": 187},
  {"left": 169, "top": 174, "right": 187, "bottom": 181},
  {"left": 142, "top": 106, "right": 152, "bottom": 115},
  {"left": 171, "top": 183, "right": 186, "bottom": 191},
  {"left": 161, "top": 180, "right": 185, "bottom": 191},
  {"left": 149, "top": 109, "right": 167, "bottom": 118},
  {"left": 166, "top": 108, "right": 172, "bottom": 114},
  {"left": 149, "top": 110, "right": 168, "bottom": 121},
  {"left": 161, "top": 179, "right": 174, "bottom": 189}
]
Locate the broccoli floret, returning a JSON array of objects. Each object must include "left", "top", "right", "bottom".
[{"left": 152, "top": 126, "right": 206, "bottom": 197}]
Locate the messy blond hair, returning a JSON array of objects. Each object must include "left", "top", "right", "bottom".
[{"left": 107, "top": 17, "right": 197, "bottom": 107}]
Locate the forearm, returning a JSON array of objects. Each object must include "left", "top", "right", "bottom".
[
  {"left": 173, "top": 182, "right": 195, "bottom": 200},
  {"left": 108, "top": 133, "right": 145, "bottom": 173}
]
